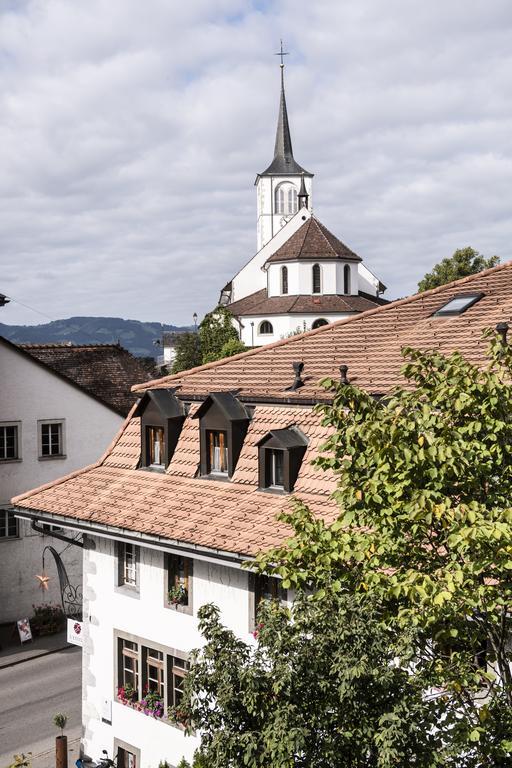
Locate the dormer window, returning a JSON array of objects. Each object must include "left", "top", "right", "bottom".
[
  {"left": 148, "top": 426, "right": 164, "bottom": 467},
  {"left": 134, "top": 389, "right": 186, "bottom": 471},
  {"left": 257, "top": 427, "right": 308, "bottom": 493},
  {"left": 193, "top": 392, "right": 250, "bottom": 479},
  {"left": 207, "top": 430, "right": 228, "bottom": 475}
]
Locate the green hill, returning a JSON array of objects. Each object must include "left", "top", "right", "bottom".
[{"left": 0, "top": 316, "right": 191, "bottom": 358}]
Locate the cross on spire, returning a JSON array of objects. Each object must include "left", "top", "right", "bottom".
[{"left": 274, "top": 40, "right": 289, "bottom": 68}]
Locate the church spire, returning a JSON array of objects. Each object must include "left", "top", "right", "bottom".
[{"left": 258, "top": 44, "right": 312, "bottom": 177}]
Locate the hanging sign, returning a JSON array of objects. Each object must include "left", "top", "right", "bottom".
[
  {"left": 17, "top": 618, "right": 33, "bottom": 644},
  {"left": 67, "top": 618, "right": 84, "bottom": 647}
]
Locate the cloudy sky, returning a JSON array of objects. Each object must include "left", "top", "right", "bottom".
[{"left": 1, "top": 0, "right": 512, "bottom": 326}]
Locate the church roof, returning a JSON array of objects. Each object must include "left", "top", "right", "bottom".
[
  {"left": 266, "top": 216, "right": 362, "bottom": 264},
  {"left": 227, "top": 289, "right": 382, "bottom": 318},
  {"left": 258, "top": 66, "right": 312, "bottom": 178}
]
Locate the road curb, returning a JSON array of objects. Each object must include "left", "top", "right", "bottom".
[{"left": 0, "top": 643, "right": 73, "bottom": 670}]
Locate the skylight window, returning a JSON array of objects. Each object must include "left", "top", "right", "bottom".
[{"left": 433, "top": 293, "right": 484, "bottom": 317}]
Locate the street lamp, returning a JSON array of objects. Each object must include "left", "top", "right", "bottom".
[
  {"left": 193, "top": 312, "right": 198, "bottom": 332},
  {"left": 250, "top": 321, "right": 254, "bottom": 347}
]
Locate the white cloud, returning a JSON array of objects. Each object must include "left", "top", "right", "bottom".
[{"left": 1, "top": 0, "right": 512, "bottom": 325}]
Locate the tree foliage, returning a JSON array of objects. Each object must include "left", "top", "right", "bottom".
[
  {"left": 171, "top": 332, "right": 202, "bottom": 374},
  {"left": 257, "top": 332, "right": 512, "bottom": 766},
  {"left": 171, "top": 595, "right": 443, "bottom": 768},
  {"left": 218, "top": 337, "right": 247, "bottom": 359},
  {"left": 418, "top": 247, "right": 499, "bottom": 292},
  {"left": 199, "top": 306, "right": 239, "bottom": 364}
]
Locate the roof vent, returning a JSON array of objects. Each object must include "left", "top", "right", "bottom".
[
  {"left": 286, "top": 361, "right": 304, "bottom": 391},
  {"left": 496, "top": 321, "right": 509, "bottom": 346},
  {"left": 339, "top": 364, "right": 349, "bottom": 385}
]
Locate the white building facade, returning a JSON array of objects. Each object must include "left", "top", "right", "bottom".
[
  {"left": 0, "top": 338, "right": 124, "bottom": 622},
  {"left": 221, "top": 62, "right": 387, "bottom": 347}
]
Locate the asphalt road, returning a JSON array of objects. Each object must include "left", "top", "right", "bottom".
[{"left": 0, "top": 646, "right": 81, "bottom": 768}]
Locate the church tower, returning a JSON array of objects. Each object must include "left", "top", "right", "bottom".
[{"left": 255, "top": 53, "right": 313, "bottom": 252}]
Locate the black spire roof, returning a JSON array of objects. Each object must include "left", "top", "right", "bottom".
[{"left": 258, "top": 65, "right": 313, "bottom": 178}]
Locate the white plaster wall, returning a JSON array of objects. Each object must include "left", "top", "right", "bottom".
[
  {"left": 358, "top": 262, "right": 381, "bottom": 296},
  {"left": 239, "top": 313, "right": 352, "bottom": 346},
  {"left": 231, "top": 208, "right": 312, "bottom": 305},
  {"left": 0, "top": 342, "right": 122, "bottom": 621},
  {"left": 82, "top": 537, "right": 254, "bottom": 768},
  {"left": 268, "top": 260, "right": 360, "bottom": 300},
  {"left": 256, "top": 175, "right": 313, "bottom": 252}
]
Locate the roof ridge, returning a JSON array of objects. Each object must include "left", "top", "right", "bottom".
[
  {"left": 132, "top": 259, "right": 512, "bottom": 394},
  {"left": 313, "top": 216, "right": 338, "bottom": 257},
  {"left": 297, "top": 218, "right": 314, "bottom": 259}
]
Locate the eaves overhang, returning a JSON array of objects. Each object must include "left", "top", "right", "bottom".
[{"left": 13, "top": 506, "right": 253, "bottom": 569}]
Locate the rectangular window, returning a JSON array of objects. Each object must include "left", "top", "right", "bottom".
[
  {"left": 145, "top": 648, "right": 165, "bottom": 699},
  {"left": 268, "top": 449, "right": 284, "bottom": 488},
  {"left": 251, "top": 574, "right": 287, "bottom": 630},
  {"left": 207, "top": 430, "right": 228, "bottom": 474},
  {"left": 147, "top": 426, "right": 164, "bottom": 466},
  {"left": 167, "top": 655, "right": 190, "bottom": 709},
  {"left": 117, "top": 747, "right": 138, "bottom": 768},
  {"left": 117, "top": 543, "right": 138, "bottom": 588},
  {"left": 40, "top": 422, "right": 63, "bottom": 457},
  {"left": 0, "top": 425, "right": 19, "bottom": 461},
  {"left": 0, "top": 510, "right": 18, "bottom": 539},
  {"left": 119, "top": 638, "right": 139, "bottom": 692},
  {"left": 167, "top": 554, "right": 191, "bottom": 607}
]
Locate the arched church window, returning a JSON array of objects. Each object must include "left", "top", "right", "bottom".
[
  {"left": 312, "top": 264, "right": 321, "bottom": 295},
  {"left": 312, "top": 318, "right": 329, "bottom": 329},
  {"left": 259, "top": 320, "right": 274, "bottom": 335},
  {"left": 344, "top": 264, "right": 351, "bottom": 295},
  {"left": 275, "top": 183, "right": 298, "bottom": 215},
  {"left": 281, "top": 266, "right": 288, "bottom": 295}
]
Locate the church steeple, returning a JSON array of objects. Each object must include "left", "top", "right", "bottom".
[{"left": 259, "top": 48, "right": 312, "bottom": 177}]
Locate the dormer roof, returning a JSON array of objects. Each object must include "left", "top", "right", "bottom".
[
  {"left": 192, "top": 391, "right": 249, "bottom": 422},
  {"left": 134, "top": 388, "right": 185, "bottom": 419},
  {"left": 265, "top": 217, "right": 362, "bottom": 264}
]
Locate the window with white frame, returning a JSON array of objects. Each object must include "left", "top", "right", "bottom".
[
  {"left": 39, "top": 421, "right": 64, "bottom": 458},
  {"left": 281, "top": 266, "right": 288, "bottom": 295},
  {"left": 0, "top": 423, "right": 20, "bottom": 461},
  {"left": 0, "top": 509, "right": 18, "bottom": 539},
  {"left": 312, "top": 263, "right": 321, "bottom": 294}
]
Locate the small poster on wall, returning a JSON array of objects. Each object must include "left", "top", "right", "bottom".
[
  {"left": 67, "top": 618, "right": 84, "bottom": 647},
  {"left": 17, "top": 618, "right": 33, "bottom": 644}
]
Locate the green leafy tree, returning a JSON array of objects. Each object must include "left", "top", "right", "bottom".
[
  {"left": 171, "top": 595, "right": 443, "bottom": 768},
  {"left": 258, "top": 332, "right": 512, "bottom": 766},
  {"left": 171, "top": 332, "right": 202, "bottom": 374},
  {"left": 199, "top": 307, "right": 239, "bottom": 364},
  {"left": 418, "top": 247, "right": 499, "bottom": 292},
  {"left": 218, "top": 338, "right": 247, "bottom": 359}
]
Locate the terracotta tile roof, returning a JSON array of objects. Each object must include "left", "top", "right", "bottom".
[
  {"left": 265, "top": 216, "right": 361, "bottom": 264},
  {"left": 13, "top": 403, "right": 337, "bottom": 558},
  {"left": 20, "top": 343, "right": 152, "bottom": 416},
  {"left": 137, "top": 261, "right": 512, "bottom": 401},
  {"left": 13, "top": 262, "right": 512, "bottom": 559},
  {"left": 227, "top": 289, "right": 381, "bottom": 317}
]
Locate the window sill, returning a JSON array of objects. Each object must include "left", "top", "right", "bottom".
[
  {"left": 165, "top": 601, "right": 193, "bottom": 615},
  {"left": 201, "top": 473, "right": 229, "bottom": 482},
  {"left": 258, "top": 486, "right": 287, "bottom": 495},
  {"left": 0, "top": 458, "right": 22, "bottom": 464},
  {"left": 38, "top": 454, "right": 67, "bottom": 461},
  {"left": 0, "top": 535, "right": 20, "bottom": 542},
  {"left": 138, "top": 465, "right": 165, "bottom": 474},
  {"left": 115, "top": 697, "right": 186, "bottom": 729},
  {"left": 114, "top": 584, "right": 140, "bottom": 598}
]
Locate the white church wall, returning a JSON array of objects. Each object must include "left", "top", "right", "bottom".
[
  {"left": 82, "top": 536, "right": 253, "bottom": 768},
  {"left": 231, "top": 207, "right": 312, "bottom": 305},
  {"left": 357, "top": 263, "right": 381, "bottom": 296},
  {"left": 239, "top": 313, "right": 353, "bottom": 346},
  {"left": 256, "top": 175, "right": 313, "bottom": 252}
]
